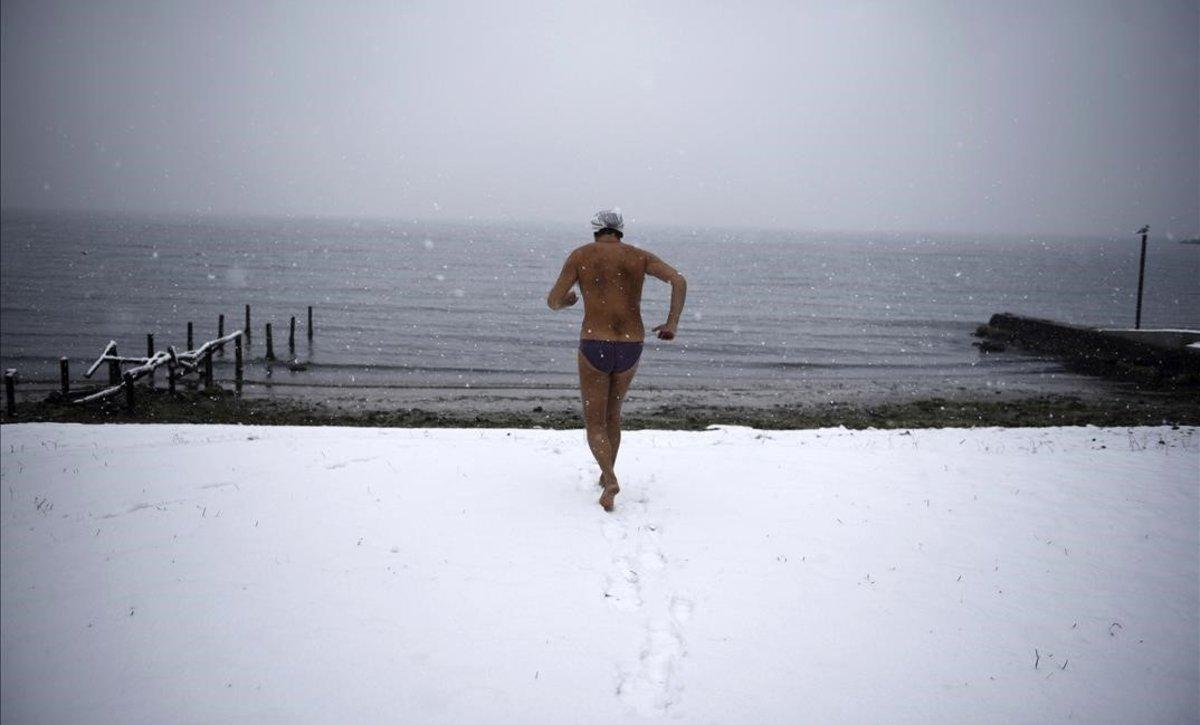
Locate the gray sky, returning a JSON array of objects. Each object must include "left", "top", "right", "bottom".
[{"left": 2, "top": 0, "right": 1197, "bottom": 237}]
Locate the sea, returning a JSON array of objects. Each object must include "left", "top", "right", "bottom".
[{"left": 2, "top": 209, "right": 1198, "bottom": 402}]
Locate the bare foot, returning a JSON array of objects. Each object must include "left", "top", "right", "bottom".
[{"left": 599, "top": 476, "right": 620, "bottom": 512}]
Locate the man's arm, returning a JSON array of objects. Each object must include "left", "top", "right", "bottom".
[
  {"left": 645, "top": 253, "right": 687, "bottom": 340},
  {"left": 546, "top": 250, "right": 580, "bottom": 310}
]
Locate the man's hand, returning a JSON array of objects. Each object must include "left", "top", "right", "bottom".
[{"left": 653, "top": 323, "right": 676, "bottom": 340}]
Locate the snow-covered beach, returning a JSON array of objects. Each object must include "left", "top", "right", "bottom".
[{"left": 2, "top": 423, "right": 1197, "bottom": 723}]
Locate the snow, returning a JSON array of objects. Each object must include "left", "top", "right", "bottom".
[{"left": 2, "top": 423, "right": 1197, "bottom": 723}]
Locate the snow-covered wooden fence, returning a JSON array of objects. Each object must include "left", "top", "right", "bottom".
[
  {"left": 77, "top": 330, "right": 245, "bottom": 409},
  {"left": 0, "top": 305, "right": 316, "bottom": 415}
]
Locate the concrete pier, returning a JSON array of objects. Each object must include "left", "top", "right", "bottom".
[{"left": 977, "top": 313, "right": 1200, "bottom": 386}]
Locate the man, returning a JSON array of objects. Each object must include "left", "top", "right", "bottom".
[{"left": 546, "top": 209, "right": 687, "bottom": 512}]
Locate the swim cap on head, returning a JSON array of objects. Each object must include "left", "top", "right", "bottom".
[{"left": 590, "top": 208, "right": 624, "bottom": 233}]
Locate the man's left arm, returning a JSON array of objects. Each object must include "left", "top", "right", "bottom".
[
  {"left": 646, "top": 252, "right": 686, "bottom": 340},
  {"left": 546, "top": 251, "right": 579, "bottom": 310}
]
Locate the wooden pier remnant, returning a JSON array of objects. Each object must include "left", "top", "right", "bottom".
[
  {"left": 4, "top": 369, "right": 15, "bottom": 416},
  {"left": 74, "top": 331, "right": 243, "bottom": 408},
  {"left": 86, "top": 342, "right": 116, "bottom": 378},
  {"left": 187, "top": 322, "right": 194, "bottom": 351},
  {"left": 266, "top": 323, "right": 276, "bottom": 360},
  {"left": 60, "top": 358, "right": 70, "bottom": 397},
  {"left": 235, "top": 333, "right": 244, "bottom": 393},
  {"left": 107, "top": 344, "right": 121, "bottom": 386},
  {"left": 245, "top": 305, "right": 251, "bottom": 340},
  {"left": 289, "top": 316, "right": 296, "bottom": 354},
  {"left": 218, "top": 314, "right": 226, "bottom": 354},
  {"left": 123, "top": 371, "right": 135, "bottom": 411},
  {"left": 308, "top": 306, "right": 314, "bottom": 340},
  {"left": 147, "top": 334, "right": 155, "bottom": 388}
]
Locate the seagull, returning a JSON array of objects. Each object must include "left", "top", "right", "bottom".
[{"left": 1136, "top": 225, "right": 1150, "bottom": 235}]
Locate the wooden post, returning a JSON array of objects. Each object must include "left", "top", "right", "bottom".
[
  {"left": 107, "top": 344, "right": 120, "bottom": 386},
  {"left": 1135, "top": 227, "right": 1149, "bottom": 330},
  {"left": 167, "top": 362, "right": 177, "bottom": 395},
  {"left": 289, "top": 316, "right": 296, "bottom": 354},
  {"left": 307, "top": 306, "right": 314, "bottom": 340},
  {"left": 245, "top": 305, "right": 251, "bottom": 340},
  {"left": 187, "top": 321, "right": 194, "bottom": 351},
  {"left": 235, "top": 333, "right": 244, "bottom": 394},
  {"left": 123, "top": 371, "right": 135, "bottom": 412},
  {"left": 4, "top": 369, "right": 15, "bottom": 416},
  {"left": 60, "top": 358, "right": 70, "bottom": 397},
  {"left": 265, "top": 323, "right": 276, "bottom": 360},
  {"left": 203, "top": 350, "right": 214, "bottom": 390},
  {"left": 147, "top": 334, "right": 155, "bottom": 388}
]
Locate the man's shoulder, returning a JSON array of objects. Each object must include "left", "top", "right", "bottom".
[
  {"left": 570, "top": 241, "right": 653, "bottom": 263},
  {"left": 622, "top": 243, "right": 658, "bottom": 263},
  {"left": 568, "top": 242, "right": 599, "bottom": 257}
]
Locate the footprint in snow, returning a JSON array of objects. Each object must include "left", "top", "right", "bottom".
[
  {"left": 603, "top": 564, "right": 642, "bottom": 612},
  {"left": 617, "top": 618, "right": 687, "bottom": 714},
  {"left": 669, "top": 595, "right": 694, "bottom": 624}
]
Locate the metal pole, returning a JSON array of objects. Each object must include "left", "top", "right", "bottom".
[{"left": 1135, "top": 228, "right": 1148, "bottom": 330}]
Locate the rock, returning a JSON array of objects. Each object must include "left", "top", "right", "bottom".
[{"left": 973, "top": 340, "right": 1007, "bottom": 353}]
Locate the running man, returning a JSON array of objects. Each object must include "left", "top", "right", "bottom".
[{"left": 546, "top": 209, "right": 687, "bottom": 511}]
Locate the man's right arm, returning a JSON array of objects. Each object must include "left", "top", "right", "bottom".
[{"left": 645, "top": 253, "right": 687, "bottom": 340}]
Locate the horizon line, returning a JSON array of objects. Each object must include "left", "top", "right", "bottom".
[{"left": 2, "top": 204, "right": 1195, "bottom": 244}]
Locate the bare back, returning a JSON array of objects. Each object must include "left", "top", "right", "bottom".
[
  {"left": 573, "top": 242, "right": 649, "bottom": 342},
  {"left": 547, "top": 235, "right": 684, "bottom": 344}
]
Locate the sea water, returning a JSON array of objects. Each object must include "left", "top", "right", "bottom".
[{"left": 2, "top": 210, "right": 1197, "bottom": 396}]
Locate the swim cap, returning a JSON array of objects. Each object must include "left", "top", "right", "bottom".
[{"left": 590, "top": 208, "right": 624, "bottom": 233}]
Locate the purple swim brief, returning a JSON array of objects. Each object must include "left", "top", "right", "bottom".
[{"left": 579, "top": 339, "right": 643, "bottom": 374}]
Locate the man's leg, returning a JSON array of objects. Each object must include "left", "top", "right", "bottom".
[
  {"left": 606, "top": 363, "right": 639, "bottom": 467},
  {"left": 578, "top": 352, "right": 617, "bottom": 504}
]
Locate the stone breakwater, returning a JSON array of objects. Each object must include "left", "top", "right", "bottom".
[{"left": 975, "top": 313, "right": 1200, "bottom": 387}]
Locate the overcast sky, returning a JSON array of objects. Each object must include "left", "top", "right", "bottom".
[{"left": 2, "top": 0, "right": 1197, "bottom": 237}]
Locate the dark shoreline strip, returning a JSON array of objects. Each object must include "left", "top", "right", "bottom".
[{"left": 2, "top": 387, "right": 1197, "bottom": 431}]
